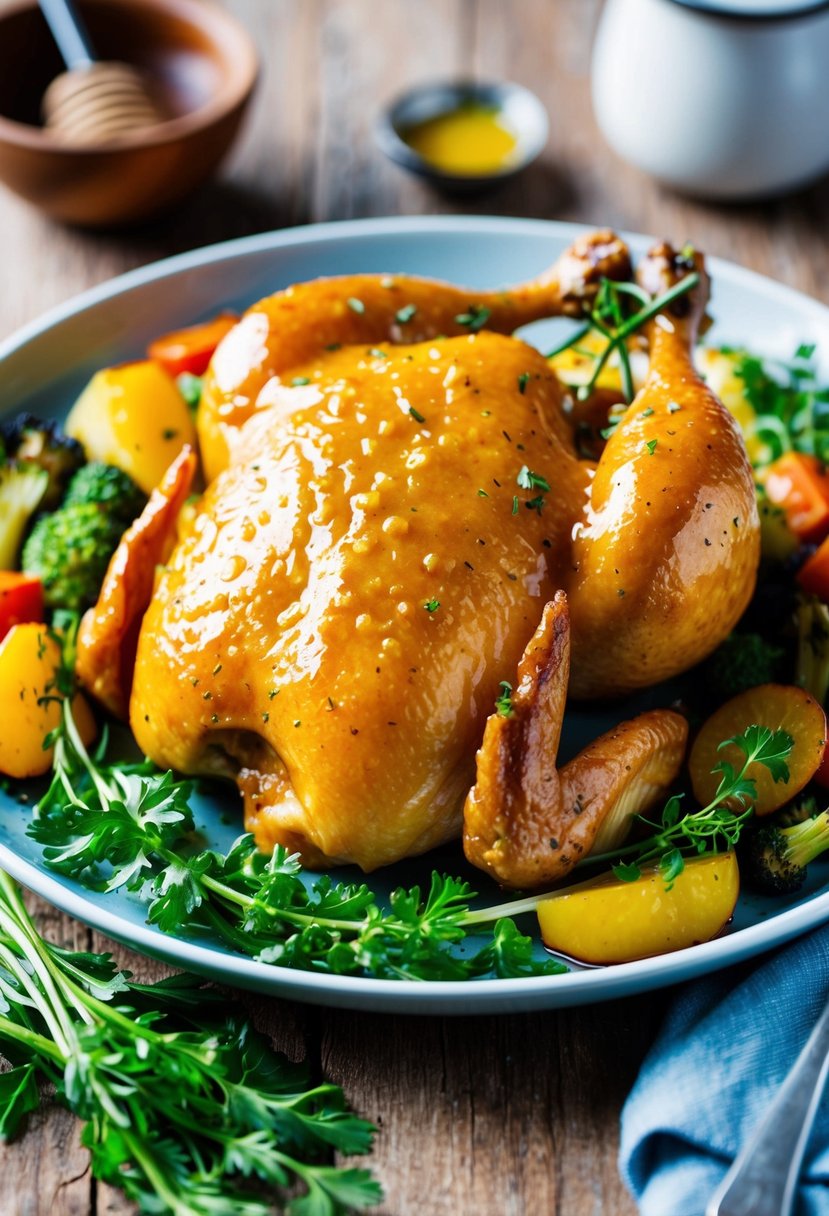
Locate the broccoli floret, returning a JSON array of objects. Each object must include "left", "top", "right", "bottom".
[
  {"left": 64, "top": 461, "right": 146, "bottom": 522},
  {"left": 741, "top": 809, "right": 829, "bottom": 895},
  {"left": 796, "top": 597, "right": 829, "bottom": 705},
  {"left": 0, "top": 462, "right": 48, "bottom": 569},
  {"left": 0, "top": 414, "right": 84, "bottom": 510},
  {"left": 700, "top": 631, "right": 785, "bottom": 702},
  {"left": 21, "top": 501, "right": 126, "bottom": 613},
  {"left": 775, "top": 795, "right": 818, "bottom": 829}
]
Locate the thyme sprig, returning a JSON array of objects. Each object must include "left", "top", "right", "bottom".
[{"left": 548, "top": 269, "right": 700, "bottom": 406}]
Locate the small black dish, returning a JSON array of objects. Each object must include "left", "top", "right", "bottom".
[{"left": 375, "top": 79, "right": 549, "bottom": 195}]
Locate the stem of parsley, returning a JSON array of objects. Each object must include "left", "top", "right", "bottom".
[{"left": 0, "top": 867, "right": 382, "bottom": 1215}]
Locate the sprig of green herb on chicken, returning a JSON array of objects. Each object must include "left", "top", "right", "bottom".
[{"left": 546, "top": 264, "right": 700, "bottom": 406}]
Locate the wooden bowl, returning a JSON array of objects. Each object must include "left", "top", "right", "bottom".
[{"left": 0, "top": 0, "right": 258, "bottom": 227}]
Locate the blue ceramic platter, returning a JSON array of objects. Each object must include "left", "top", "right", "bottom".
[{"left": 2, "top": 216, "right": 828, "bottom": 1015}]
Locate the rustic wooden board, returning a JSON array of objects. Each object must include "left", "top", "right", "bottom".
[{"left": 1, "top": 1, "right": 827, "bottom": 1212}]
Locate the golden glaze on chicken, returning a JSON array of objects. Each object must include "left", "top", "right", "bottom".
[{"left": 80, "top": 233, "right": 761, "bottom": 875}]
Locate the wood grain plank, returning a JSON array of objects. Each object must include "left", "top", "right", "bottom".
[
  {"left": 320, "top": 997, "right": 655, "bottom": 1216},
  {"left": 310, "top": 0, "right": 472, "bottom": 222}
]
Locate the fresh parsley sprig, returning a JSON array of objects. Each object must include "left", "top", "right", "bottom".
[
  {"left": 724, "top": 342, "right": 829, "bottom": 467},
  {"left": 585, "top": 724, "right": 794, "bottom": 886},
  {"left": 0, "top": 869, "right": 381, "bottom": 1215}
]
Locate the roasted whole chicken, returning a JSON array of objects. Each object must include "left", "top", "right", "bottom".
[{"left": 78, "top": 232, "right": 760, "bottom": 886}]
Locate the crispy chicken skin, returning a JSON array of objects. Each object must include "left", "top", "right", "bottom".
[
  {"left": 463, "top": 593, "right": 688, "bottom": 889},
  {"left": 132, "top": 334, "right": 585, "bottom": 869},
  {"left": 81, "top": 233, "right": 760, "bottom": 874}
]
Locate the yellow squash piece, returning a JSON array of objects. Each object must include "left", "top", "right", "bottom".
[
  {"left": 0, "top": 623, "right": 96, "bottom": 779},
  {"left": 536, "top": 852, "right": 739, "bottom": 965},
  {"left": 66, "top": 360, "right": 198, "bottom": 494}
]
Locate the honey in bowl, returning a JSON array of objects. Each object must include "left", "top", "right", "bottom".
[{"left": 400, "top": 101, "right": 519, "bottom": 176}]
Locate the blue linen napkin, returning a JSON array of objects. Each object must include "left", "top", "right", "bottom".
[{"left": 619, "top": 925, "right": 829, "bottom": 1216}]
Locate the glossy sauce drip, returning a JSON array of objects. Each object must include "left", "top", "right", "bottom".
[{"left": 402, "top": 103, "right": 518, "bottom": 175}]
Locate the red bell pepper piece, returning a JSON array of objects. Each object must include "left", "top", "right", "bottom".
[
  {"left": 0, "top": 572, "right": 43, "bottom": 641},
  {"left": 148, "top": 313, "right": 239, "bottom": 379}
]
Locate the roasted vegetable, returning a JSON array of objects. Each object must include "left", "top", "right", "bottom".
[
  {"left": 740, "top": 810, "right": 829, "bottom": 895},
  {"left": 22, "top": 503, "right": 126, "bottom": 613},
  {"left": 0, "top": 571, "right": 43, "bottom": 640},
  {"left": 700, "top": 631, "right": 785, "bottom": 702},
  {"left": 689, "top": 684, "right": 827, "bottom": 817},
  {"left": 536, "top": 852, "right": 740, "bottom": 964},
  {"left": 21, "top": 463, "right": 146, "bottom": 614},
  {"left": 0, "top": 413, "right": 84, "bottom": 509},
  {"left": 763, "top": 452, "right": 829, "bottom": 544},
  {"left": 148, "top": 312, "right": 238, "bottom": 378},
  {"left": 0, "top": 622, "right": 95, "bottom": 779},
  {"left": 63, "top": 460, "right": 146, "bottom": 519},
  {"left": 0, "top": 460, "right": 48, "bottom": 569},
  {"left": 798, "top": 532, "right": 829, "bottom": 602},
  {"left": 796, "top": 597, "right": 829, "bottom": 705},
  {"left": 65, "top": 361, "right": 198, "bottom": 494}
]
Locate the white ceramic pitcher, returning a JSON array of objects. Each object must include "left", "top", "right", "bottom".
[{"left": 592, "top": 0, "right": 829, "bottom": 199}]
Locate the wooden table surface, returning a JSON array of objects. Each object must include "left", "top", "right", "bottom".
[{"left": 2, "top": 2, "right": 829, "bottom": 1213}]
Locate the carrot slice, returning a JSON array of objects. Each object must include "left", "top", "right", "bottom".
[
  {"left": 689, "top": 683, "right": 827, "bottom": 816},
  {"left": 148, "top": 313, "right": 239, "bottom": 379},
  {"left": 0, "top": 571, "right": 43, "bottom": 641},
  {"left": 798, "top": 536, "right": 829, "bottom": 601},
  {"left": 763, "top": 452, "right": 829, "bottom": 544}
]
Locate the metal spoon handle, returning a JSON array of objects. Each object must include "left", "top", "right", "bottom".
[
  {"left": 39, "top": 0, "right": 96, "bottom": 70},
  {"left": 706, "top": 998, "right": 829, "bottom": 1216}
]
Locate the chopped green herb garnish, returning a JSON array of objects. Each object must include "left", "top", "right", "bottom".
[
  {"left": 645, "top": 439, "right": 658, "bottom": 455},
  {"left": 517, "top": 373, "right": 530, "bottom": 394},
  {"left": 455, "top": 305, "right": 491, "bottom": 333},
  {"left": 477, "top": 488, "right": 489, "bottom": 498},
  {"left": 409, "top": 405, "right": 426, "bottom": 423},
  {"left": 517, "top": 466, "right": 550, "bottom": 493},
  {"left": 423, "top": 598, "right": 440, "bottom": 614},
  {"left": 495, "top": 680, "right": 514, "bottom": 717},
  {"left": 291, "top": 376, "right": 311, "bottom": 386},
  {"left": 347, "top": 297, "right": 365, "bottom": 314},
  {"left": 396, "top": 304, "right": 417, "bottom": 324}
]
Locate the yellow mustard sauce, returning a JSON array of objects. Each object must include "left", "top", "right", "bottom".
[{"left": 402, "top": 102, "right": 518, "bottom": 175}]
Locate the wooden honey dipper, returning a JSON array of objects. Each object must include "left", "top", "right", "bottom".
[{"left": 39, "top": 0, "right": 167, "bottom": 144}]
